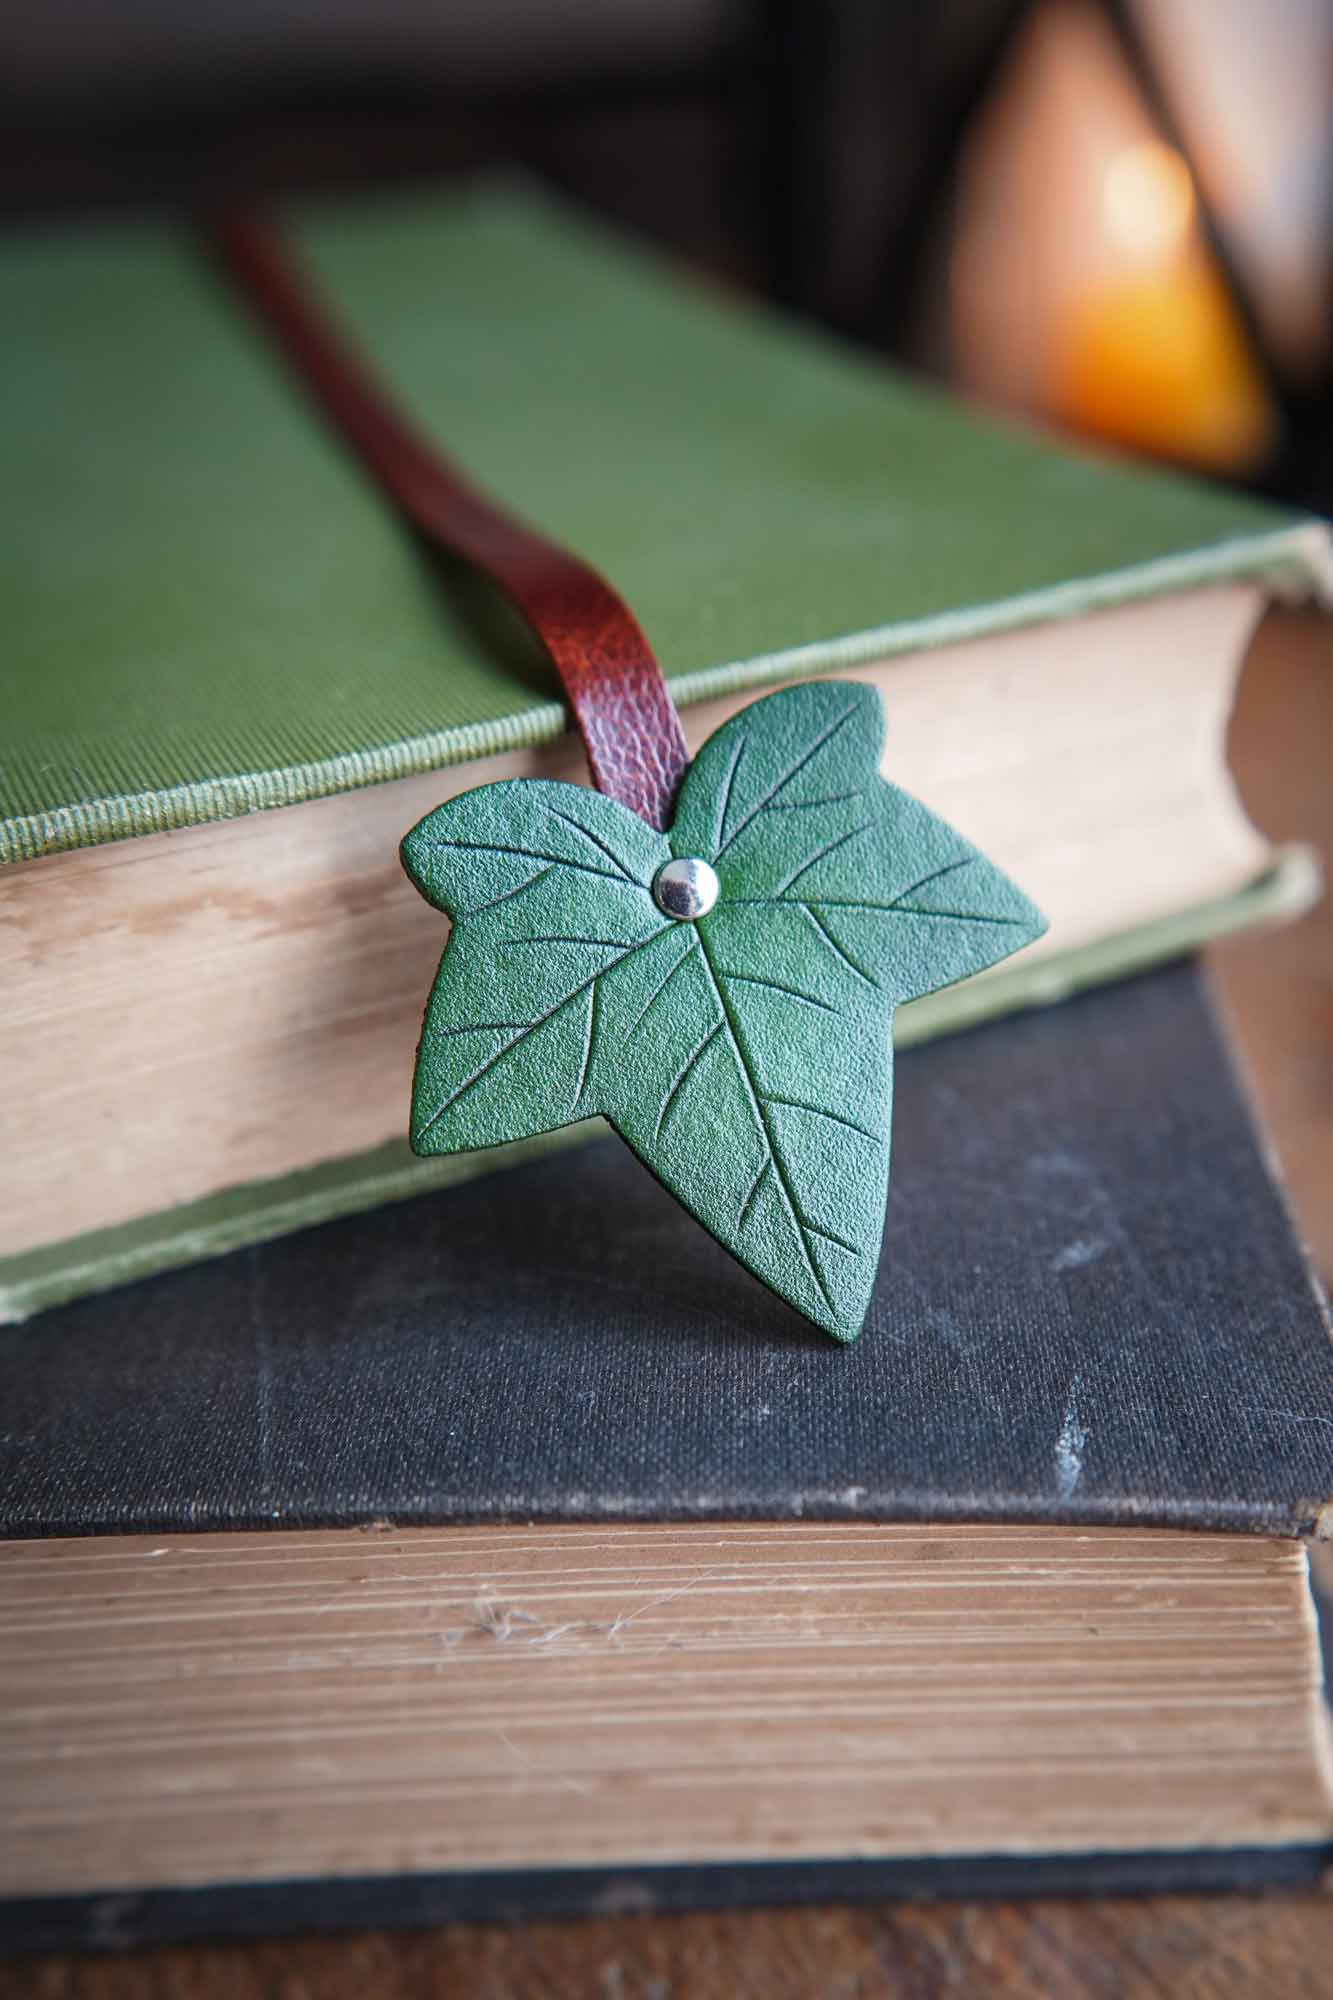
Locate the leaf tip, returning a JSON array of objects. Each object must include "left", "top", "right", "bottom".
[
  {"left": 407, "top": 1111, "right": 439, "bottom": 1159},
  {"left": 802, "top": 1291, "right": 868, "bottom": 1344},
  {"left": 1013, "top": 886, "right": 1050, "bottom": 949},
  {"left": 407, "top": 1057, "right": 450, "bottom": 1156},
  {"left": 399, "top": 818, "right": 435, "bottom": 902},
  {"left": 817, "top": 677, "right": 886, "bottom": 759}
]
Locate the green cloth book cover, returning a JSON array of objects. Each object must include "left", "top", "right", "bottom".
[{"left": 3, "top": 180, "right": 1328, "bottom": 863}]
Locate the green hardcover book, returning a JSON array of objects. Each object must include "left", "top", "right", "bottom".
[{"left": 2, "top": 181, "right": 1329, "bottom": 1321}]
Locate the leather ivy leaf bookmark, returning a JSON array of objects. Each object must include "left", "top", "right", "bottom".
[
  {"left": 402, "top": 683, "right": 1045, "bottom": 1340},
  {"left": 214, "top": 213, "right": 1046, "bottom": 1343}
]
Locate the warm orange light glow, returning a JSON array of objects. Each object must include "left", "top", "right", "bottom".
[
  {"left": 1057, "top": 260, "right": 1275, "bottom": 472},
  {"left": 1101, "top": 141, "right": 1196, "bottom": 264},
  {"left": 948, "top": 0, "right": 1274, "bottom": 474}
]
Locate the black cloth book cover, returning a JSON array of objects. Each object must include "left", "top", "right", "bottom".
[{"left": 3, "top": 960, "right": 1331, "bottom": 1538}]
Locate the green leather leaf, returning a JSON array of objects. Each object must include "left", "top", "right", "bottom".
[{"left": 402, "top": 682, "right": 1046, "bottom": 1340}]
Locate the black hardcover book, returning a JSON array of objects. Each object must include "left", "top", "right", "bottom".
[
  {"left": 3, "top": 961, "right": 1330, "bottom": 1538},
  {"left": 2, "top": 961, "right": 1332, "bottom": 1956}
]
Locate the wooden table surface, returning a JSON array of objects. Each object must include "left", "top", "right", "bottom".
[
  {"left": 7, "top": 1891, "right": 1333, "bottom": 2000},
  {"left": 5, "top": 610, "right": 1331, "bottom": 1998}
]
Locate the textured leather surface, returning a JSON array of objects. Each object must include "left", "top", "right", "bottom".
[
  {"left": 402, "top": 682, "right": 1045, "bottom": 1340},
  {"left": 213, "top": 213, "right": 689, "bottom": 829},
  {"left": 3, "top": 962, "right": 1331, "bottom": 1537}
]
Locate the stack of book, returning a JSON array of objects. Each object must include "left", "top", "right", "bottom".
[{"left": 2, "top": 186, "right": 1331, "bottom": 1955}]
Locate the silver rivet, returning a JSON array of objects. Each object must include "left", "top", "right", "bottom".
[{"left": 653, "top": 857, "right": 720, "bottom": 921}]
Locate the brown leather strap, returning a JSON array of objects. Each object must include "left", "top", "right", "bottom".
[{"left": 209, "top": 214, "right": 690, "bottom": 831}]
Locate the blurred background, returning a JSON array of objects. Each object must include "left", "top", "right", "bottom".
[{"left": 5, "top": 0, "right": 1333, "bottom": 510}]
